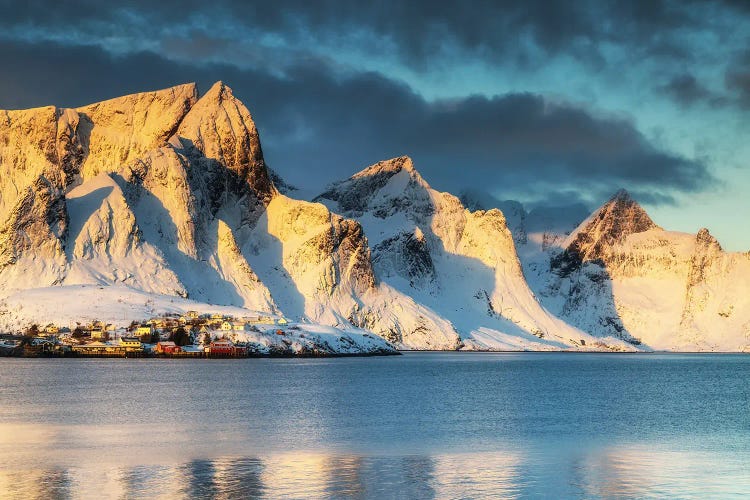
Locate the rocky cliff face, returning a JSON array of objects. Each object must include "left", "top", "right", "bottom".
[{"left": 0, "top": 175, "right": 68, "bottom": 285}]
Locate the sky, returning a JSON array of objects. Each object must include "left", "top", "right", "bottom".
[{"left": 0, "top": 1, "right": 748, "bottom": 249}]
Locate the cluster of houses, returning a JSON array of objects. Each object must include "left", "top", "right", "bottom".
[
  {"left": 130, "top": 312, "right": 288, "bottom": 338},
  {"left": 2, "top": 311, "right": 290, "bottom": 358}
]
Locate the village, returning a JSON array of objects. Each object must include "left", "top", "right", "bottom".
[{"left": 0, "top": 311, "right": 295, "bottom": 358}]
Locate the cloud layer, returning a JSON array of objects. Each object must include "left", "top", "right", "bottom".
[{"left": 0, "top": 0, "right": 746, "bottom": 210}]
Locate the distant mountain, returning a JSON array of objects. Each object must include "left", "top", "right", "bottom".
[
  {"left": 459, "top": 188, "right": 590, "bottom": 247},
  {"left": 523, "top": 190, "right": 750, "bottom": 351},
  {"left": 0, "top": 83, "right": 745, "bottom": 351}
]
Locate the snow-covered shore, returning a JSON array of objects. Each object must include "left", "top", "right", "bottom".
[{"left": 0, "top": 285, "right": 399, "bottom": 356}]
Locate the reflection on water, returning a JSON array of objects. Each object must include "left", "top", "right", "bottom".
[
  {"left": 1, "top": 446, "right": 749, "bottom": 499},
  {"left": 1, "top": 353, "right": 749, "bottom": 498},
  {"left": 571, "top": 445, "right": 750, "bottom": 499},
  {"left": 0, "top": 452, "right": 518, "bottom": 499}
]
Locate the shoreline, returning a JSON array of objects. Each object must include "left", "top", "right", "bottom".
[
  {"left": 3, "top": 347, "right": 747, "bottom": 358},
  {"left": 0, "top": 347, "right": 400, "bottom": 359}
]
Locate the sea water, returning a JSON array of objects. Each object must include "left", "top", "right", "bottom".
[{"left": 0, "top": 352, "right": 748, "bottom": 498}]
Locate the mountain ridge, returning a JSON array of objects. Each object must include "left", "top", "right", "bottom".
[{"left": 0, "top": 83, "right": 745, "bottom": 351}]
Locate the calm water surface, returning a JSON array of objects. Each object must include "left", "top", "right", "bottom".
[{"left": 0, "top": 352, "right": 748, "bottom": 498}]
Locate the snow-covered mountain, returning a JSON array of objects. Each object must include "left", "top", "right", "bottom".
[
  {"left": 522, "top": 189, "right": 750, "bottom": 351},
  {"left": 315, "top": 157, "right": 633, "bottom": 350},
  {"left": 1, "top": 83, "right": 745, "bottom": 351},
  {"left": 0, "top": 83, "right": 462, "bottom": 349}
]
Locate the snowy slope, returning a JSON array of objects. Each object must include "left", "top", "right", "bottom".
[
  {"left": 0, "top": 285, "right": 396, "bottom": 355},
  {"left": 315, "top": 157, "right": 635, "bottom": 351},
  {"left": 522, "top": 190, "right": 750, "bottom": 351}
]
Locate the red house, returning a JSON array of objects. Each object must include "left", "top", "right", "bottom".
[
  {"left": 209, "top": 339, "right": 235, "bottom": 355},
  {"left": 209, "top": 339, "right": 247, "bottom": 356},
  {"left": 155, "top": 341, "right": 182, "bottom": 354}
]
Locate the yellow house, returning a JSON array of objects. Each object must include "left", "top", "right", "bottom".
[
  {"left": 187, "top": 310, "right": 199, "bottom": 319},
  {"left": 91, "top": 329, "right": 108, "bottom": 340},
  {"left": 118, "top": 337, "right": 143, "bottom": 351},
  {"left": 276, "top": 318, "right": 288, "bottom": 325},
  {"left": 135, "top": 325, "right": 154, "bottom": 336},
  {"left": 221, "top": 321, "right": 233, "bottom": 331}
]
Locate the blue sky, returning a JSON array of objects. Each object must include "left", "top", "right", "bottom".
[{"left": 1, "top": 1, "right": 748, "bottom": 248}]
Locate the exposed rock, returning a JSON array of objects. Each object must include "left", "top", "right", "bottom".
[
  {"left": 0, "top": 175, "right": 68, "bottom": 285},
  {"left": 557, "top": 189, "right": 659, "bottom": 271},
  {"left": 176, "top": 81, "right": 275, "bottom": 204},
  {"left": 373, "top": 227, "right": 436, "bottom": 288}
]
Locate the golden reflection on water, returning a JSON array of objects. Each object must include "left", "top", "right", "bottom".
[
  {"left": 571, "top": 443, "right": 750, "bottom": 499},
  {"left": 0, "top": 452, "right": 526, "bottom": 500},
  {"left": 1, "top": 422, "right": 749, "bottom": 498},
  {"left": 1, "top": 444, "right": 749, "bottom": 499}
]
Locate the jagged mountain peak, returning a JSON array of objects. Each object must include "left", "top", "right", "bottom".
[
  {"left": 566, "top": 189, "right": 658, "bottom": 251},
  {"left": 176, "top": 80, "right": 275, "bottom": 203},
  {"left": 610, "top": 188, "right": 632, "bottom": 201},
  {"left": 696, "top": 227, "right": 723, "bottom": 251},
  {"left": 597, "top": 190, "right": 652, "bottom": 224},
  {"left": 352, "top": 156, "right": 430, "bottom": 188},
  {"left": 550, "top": 189, "right": 660, "bottom": 273},
  {"left": 598, "top": 188, "right": 656, "bottom": 232},
  {"left": 201, "top": 80, "right": 232, "bottom": 102},
  {"left": 315, "top": 156, "right": 432, "bottom": 217},
  {"left": 354, "top": 155, "right": 416, "bottom": 176}
]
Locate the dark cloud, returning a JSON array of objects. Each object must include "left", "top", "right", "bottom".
[
  {"left": 658, "top": 73, "right": 727, "bottom": 108},
  {"left": 656, "top": 51, "right": 750, "bottom": 110},
  {"left": 1, "top": 0, "right": 746, "bottom": 71},
  {"left": 725, "top": 71, "right": 750, "bottom": 108},
  {"left": 722, "top": 49, "right": 750, "bottom": 108},
  {"left": 0, "top": 40, "right": 715, "bottom": 207}
]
